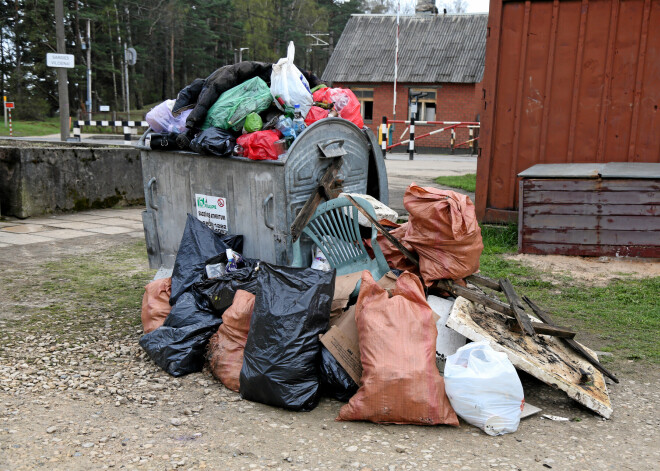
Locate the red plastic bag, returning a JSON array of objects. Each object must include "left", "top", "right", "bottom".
[
  {"left": 304, "top": 106, "right": 329, "bottom": 126},
  {"left": 312, "top": 87, "right": 364, "bottom": 128},
  {"left": 403, "top": 185, "right": 483, "bottom": 284},
  {"left": 337, "top": 271, "right": 459, "bottom": 426},
  {"left": 141, "top": 277, "right": 172, "bottom": 333},
  {"left": 236, "top": 130, "right": 282, "bottom": 160},
  {"left": 207, "top": 290, "right": 255, "bottom": 392}
]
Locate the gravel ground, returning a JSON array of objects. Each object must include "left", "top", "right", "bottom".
[{"left": 1, "top": 235, "right": 658, "bottom": 471}]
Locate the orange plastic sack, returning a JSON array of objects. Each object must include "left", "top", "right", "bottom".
[
  {"left": 374, "top": 221, "right": 419, "bottom": 274},
  {"left": 403, "top": 185, "right": 483, "bottom": 284},
  {"left": 141, "top": 277, "right": 172, "bottom": 333},
  {"left": 207, "top": 290, "right": 255, "bottom": 392},
  {"left": 337, "top": 271, "right": 459, "bottom": 426}
]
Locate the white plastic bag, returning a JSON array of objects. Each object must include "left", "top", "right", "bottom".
[
  {"left": 145, "top": 99, "right": 191, "bottom": 133},
  {"left": 444, "top": 341, "right": 524, "bottom": 436},
  {"left": 270, "top": 42, "right": 313, "bottom": 117},
  {"left": 310, "top": 246, "right": 331, "bottom": 271}
]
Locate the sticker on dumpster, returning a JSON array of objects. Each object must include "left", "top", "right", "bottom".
[{"left": 195, "top": 194, "right": 228, "bottom": 234}]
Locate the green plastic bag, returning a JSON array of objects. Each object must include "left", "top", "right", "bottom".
[
  {"left": 203, "top": 77, "right": 273, "bottom": 131},
  {"left": 243, "top": 113, "right": 263, "bottom": 133}
]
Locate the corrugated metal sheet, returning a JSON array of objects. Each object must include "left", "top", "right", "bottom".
[
  {"left": 322, "top": 14, "right": 488, "bottom": 84},
  {"left": 476, "top": 0, "right": 660, "bottom": 223}
]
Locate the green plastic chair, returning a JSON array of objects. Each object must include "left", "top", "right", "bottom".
[{"left": 291, "top": 196, "right": 390, "bottom": 283}]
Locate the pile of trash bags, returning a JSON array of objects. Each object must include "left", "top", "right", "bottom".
[
  {"left": 139, "top": 187, "right": 528, "bottom": 435},
  {"left": 144, "top": 41, "right": 365, "bottom": 161}
]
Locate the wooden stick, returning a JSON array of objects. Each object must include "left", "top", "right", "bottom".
[
  {"left": 523, "top": 296, "right": 619, "bottom": 383},
  {"left": 500, "top": 279, "right": 536, "bottom": 336},
  {"left": 290, "top": 158, "right": 343, "bottom": 242},
  {"left": 432, "top": 281, "right": 576, "bottom": 338},
  {"left": 344, "top": 194, "right": 420, "bottom": 267},
  {"left": 466, "top": 273, "right": 502, "bottom": 291}
]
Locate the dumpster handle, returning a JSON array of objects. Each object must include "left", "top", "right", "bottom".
[
  {"left": 263, "top": 193, "right": 274, "bottom": 230},
  {"left": 317, "top": 139, "right": 347, "bottom": 159},
  {"left": 146, "top": 177, "right": 158, "bottom": 210}
]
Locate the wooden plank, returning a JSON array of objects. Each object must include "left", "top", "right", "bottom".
[
  {"left": 524, "top": 203, "right": 659, "bottom": 217},
  {"left": 520, "top": 242, "right": 660, "bottom": 258},
  {"left": 523, "top": 296, "right": 619, "bottom": 384},
  {"left": 522, "top": 214, "right": 660, "bottom": 231},
  {"left": 290, "top": 158, "right": 343, "bottom": 242},
  {"left": 523, "top": 178, "right": 660, "bottom": 192},
  {"left": 344, "top": 194, "right": 420, "bottom": 267},
  {"left": 508, "top": 320, "right": 576, "bottom": 339},
  {"left": 499, "top": 279, "right": 536, "bottom": 336},
  {"left": 523, "top": 228, "right": 660, "bottom": 246},
  {"left": 466, "top": 273, "right": 502, "bottom": 291},
  {"left": 446, "top": 297, "right": 613, "bottom": 418},
  {"left": 523, "top": 190, "right": 659, "bottom": 205},
  {"left": 431, "top": 281, "right": 576, "bottom": 338}
]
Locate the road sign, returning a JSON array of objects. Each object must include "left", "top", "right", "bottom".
[
  {"left": 99, "top": 105, "right": 110, "bottom": 112},
  {"left": 46, "top": 53, "right": 75, "bottom": 68},
  {"left": 5, "top": 102, "right": 14, "bottom": 109}
]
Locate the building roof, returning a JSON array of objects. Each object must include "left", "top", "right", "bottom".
[{"left": 322, "top": 13, "right": 488, "bottom": 84}]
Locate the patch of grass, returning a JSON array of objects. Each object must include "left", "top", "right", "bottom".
[
  {"left": 434, "top": 173, "right": 477, "bottom": 192},
  {"left": 5, "top": 240, "right": 152, "bottom": 341},
  {"left": 478, "top": 224, "right": 660, "bottom": 363},
  {"left": 0, "top": 117, "right": 62, "bottom": 137}
]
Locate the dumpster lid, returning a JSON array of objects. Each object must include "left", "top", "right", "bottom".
[{"left": 518, "top": 163, "right": 660, "bottom": 179}]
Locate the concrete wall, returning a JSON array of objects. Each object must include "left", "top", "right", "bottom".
[
  {"left": 333, "top": 81, "right": 481, "bottom": 152},
  {"left": 0, "top": 144, "right": 144, "bottom": 218}
]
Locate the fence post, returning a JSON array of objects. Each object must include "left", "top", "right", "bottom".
[
  {"left": 408, "top": 116, "right": 415, "bottom": 160},
  {"left": 381, "top": 116, "right": 388, "bottom": 158},
  {"left": 450, "top": 128, "right": 456, "bottom": 155},
  {"left": 73, "top": 120, "right": 81, "bottom": 141}
]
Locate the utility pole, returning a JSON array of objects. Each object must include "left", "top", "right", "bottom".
[
  {"left": 54, "top": 0, "right": 70, "bottom": 141},
  {"left": 85, "top": 19, "right": 92, "bottom": 121},
  {"left": 124, "top": 43, "right": 130, "bottom": 120}
]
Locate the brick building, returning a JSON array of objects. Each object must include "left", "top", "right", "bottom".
[{"left": 322, "top": 13, "right": 487, "bottom": 152}]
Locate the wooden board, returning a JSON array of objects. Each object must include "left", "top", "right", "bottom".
[{"left": 446, "top": 297, "right": 613, "bottom": 418}]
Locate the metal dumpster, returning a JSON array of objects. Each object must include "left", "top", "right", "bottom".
[{"left": 139, "top": 118, "right": 388, "bottom": 270}]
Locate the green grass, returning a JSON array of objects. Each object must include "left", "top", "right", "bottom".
[
  {"left": 4, "top": 240, "right": 153, "bottom": 344},
  {"left": 477, "top": 223, "right": 660, "bottom": 363},
  {"left": 434, "top": 173, "right": 477, "bottom": 192},
  {"left": 0, "top": 116, "right": 62, "bottom": 137}
]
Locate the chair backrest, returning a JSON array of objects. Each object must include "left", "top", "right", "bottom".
[{"left": 293, "top": 196, "right": 389, "bottom": 278}]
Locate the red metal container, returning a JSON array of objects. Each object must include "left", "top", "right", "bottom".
[{"left": 476, "top": 0, "right": 660, "bottom": 223}]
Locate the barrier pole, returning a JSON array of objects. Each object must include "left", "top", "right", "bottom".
[
  {"left": 408, "top": 116, "right": 415, "bottom": 160},
  {"left": 8, "top": 108, "right": 12, "bottom": 136},
  {"left": 73, "top": 120, "right": 82, "bottom": 141},
  {"left": 381, "top": 116, "right": 388, "bottom": 158},
  {"left": 469, "top": 127, "right": 474, "bottom": 155},
  {"left": 450, "top": 128, "right": 456, "bottom": 154}
]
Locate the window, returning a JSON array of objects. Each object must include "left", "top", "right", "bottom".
[
  {"left": 408, "top": 88, "right": 437, "bottom": 121},
  {"left": 353, "top": 88, "right": 374, "bottom": 122}
]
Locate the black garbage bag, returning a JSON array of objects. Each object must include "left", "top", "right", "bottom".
[
  {"left": 139, "top": 291, "right": 222, "bottom": 376},
  {"left": 319, "top": 346, "right": 359, "bottom": 402},
  {"left": 170, "top": 214, "right": 244, "bottom": 305},
  {"left": 172, "top": 78, "right": 205, "bottom": 115},
  {"left": 192, "top": 264, "right": 260, "bottom": 314},
  {"left": 149, "top": 132, "right": 181, "bottom": 151},
  {"left": 239, "top": 264, "right": 335, "bottom": 411},
  {"left": 189, "top": 128, "right": 236, "bottom": 157}
]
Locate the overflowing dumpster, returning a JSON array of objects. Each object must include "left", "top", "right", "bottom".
[{"left": 139, "top": 118, "right": 388, "bottom": 270}]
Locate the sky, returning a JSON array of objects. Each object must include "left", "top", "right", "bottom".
[{"left": 463, "top": 0, "right": 489, "bottom": 13}]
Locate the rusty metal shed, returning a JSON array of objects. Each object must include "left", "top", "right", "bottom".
[
  {"left": 518, "top": 163, "right": 660, "bottom": 257},
  {"left": 476, "top": 0, "right": 660, "bottom": 223}
]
